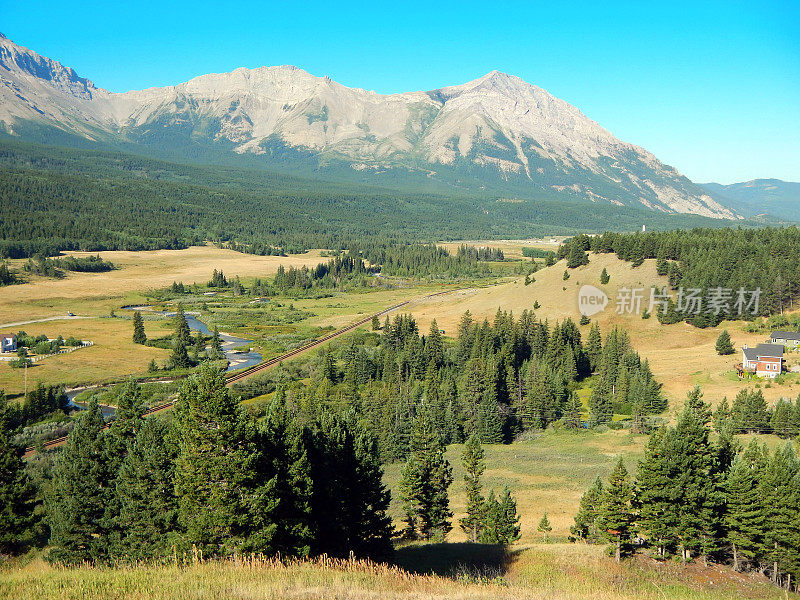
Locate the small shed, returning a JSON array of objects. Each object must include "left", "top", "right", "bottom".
[{"left": 1, "top": 334, "right": 17, "bottom": 353}]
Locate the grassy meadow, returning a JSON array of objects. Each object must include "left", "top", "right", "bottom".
[
  {"left": 3, "top": 240, "right": 798, "bottom": 599},
  {"left": 3, "top": 239, "right": 799, "bottom": 409},
  {"left": 1, "top": 544, "right": 792, "bottom": 600},
  {"left": 384, "top": 429, "right": 648, "bottom": 544}
]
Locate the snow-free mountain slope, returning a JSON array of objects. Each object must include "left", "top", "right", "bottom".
[
  {"left": 0, "top": 33, "right": 738, "bottom": 219},
  {"left": 703, "top": 179, "right": 800, "bottom": 221}
]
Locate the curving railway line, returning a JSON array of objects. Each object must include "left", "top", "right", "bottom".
[{"left": 23, "top": 287, "right": 462, "bottom": 458}]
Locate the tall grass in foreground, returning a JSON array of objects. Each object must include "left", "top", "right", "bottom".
[{"left": 1, "top": 544, "right": 794, "bottom": 600}]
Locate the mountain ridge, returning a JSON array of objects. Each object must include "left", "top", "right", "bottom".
[
  {"left": 0, "top": 33, "right": 738, "bottom": 219},
  {"left": 702, "top": 179, "right": 800, "bottom": 221}
]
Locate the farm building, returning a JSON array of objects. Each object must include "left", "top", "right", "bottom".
[
  {"left": 1, "top": 334, "right": 16, "bottom": 353},
  {"left": 741, "top": 343, "right": 784, "bottom": 378},
  {"left": 771, "top": 330, "right": 800, "bottom": 349}
]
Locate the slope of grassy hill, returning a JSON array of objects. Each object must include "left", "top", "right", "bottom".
[{"left": 406, "top": 251, "right": 800, "bottom": 410}]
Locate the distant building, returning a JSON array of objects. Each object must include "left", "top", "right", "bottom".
[
  {"left": 742, "top": 343, "right": 784, "bottom": 378},
  {"left": 1, "top": 334, "right": 16, "bottom": 353},
  {"left": 771, "top": 330, "right": 800, "bottom": 349}
]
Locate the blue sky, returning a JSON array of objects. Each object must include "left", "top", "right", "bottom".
[{"left": 1, "top": 0, "right": 798, "bottom": 183}]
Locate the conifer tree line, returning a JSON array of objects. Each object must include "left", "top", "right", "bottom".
[
  {"left": 239, "top": 310, "right": 666, "bottom": 463},
  {"left": 559, "top": 228, "right": 800, "bottom": 323},
  {"left": 1, "top": 368, "right": 394, "bottom": 563},
  {"left": 455, "top": 245, "right": 505, "bottom": 262},
  {"left": 573, "top": 386, "right": 800, "bottom": 589},
  {"left": 714, "top": 388, "right": 800, "bottom": 438}
]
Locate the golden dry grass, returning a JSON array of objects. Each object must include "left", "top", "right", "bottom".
[
  {"left": 0, "top": 246, "right": 326, "bottom": 394},
  {"left": 0, "top": 317, "right": 170, "bottom": 395},
  {"left": 1, "top": 245, "right": 325, "bottom": 324},
  {"left": 0, "top": 546, "right": 791, "bottom": 600}
]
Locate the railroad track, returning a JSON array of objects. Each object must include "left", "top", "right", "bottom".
[{"left": 23, "top": 287, "right": 461, "bottom": 457}]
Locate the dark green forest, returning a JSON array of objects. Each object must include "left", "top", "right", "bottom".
[
  {"left": 560, "top": 228, "right": 800, "bottom": 322},
  {"left": 231, "top": 311, "right": 665, "bottom": 461},
  {"left": 0, "top": 140, "right": 736, "bottom": 258}
]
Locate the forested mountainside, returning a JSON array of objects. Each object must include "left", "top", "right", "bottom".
[{"left": 0, "top": 141, "right": 733, "bottom": 258}]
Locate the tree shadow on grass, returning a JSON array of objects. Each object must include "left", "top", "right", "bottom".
[{"left": 393, "top": 543, "right": 521, "bottom": 580}]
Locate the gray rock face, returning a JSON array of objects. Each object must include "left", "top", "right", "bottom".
[{"left": 0, "top": 34, "right": 738, "bottom": 219}]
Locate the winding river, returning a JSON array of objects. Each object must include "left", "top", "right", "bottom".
[{"left": 69, "top": 308, "right": 262, "bottom": 418}]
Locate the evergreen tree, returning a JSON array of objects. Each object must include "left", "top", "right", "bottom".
[
  {"left": 148, "top": 358, "right": 159, "bottom": 373},
  {"left": 567, "top": 243, "right": 589, "bottom": 268},
  {"left": 481, "top": 487, "right": 521, "bottom": 545},
  {"left": 459, "top": 435, "right": 485, "bottom": 542},
  {"left": 174, "top": 303, "right": 191, "bottom": 346},
  {"left": 598, "top": 458, "right": 635, "bottom": 562},
  {"left": 192, "top": 331, "right": 205, "bottom": 358},
  {"left": 426, "top": 320, "right": 445, "bottom": 367},
  {"left": 255, "top": 393, "right": 313, "bottom": 558},
  {"left": 477, "top": 391, "right": 504, "bottom": 443},
  {"left": 371, "top": 315, "right": 381, "bottom": 330},
  {"left": 173, "top": 366, "right": 264, "bottom": 557},
  {"left": 304, "top": 409, "right": 393, "bottom": 560},
  {"left": 398, "top": 403, "right": 453, "bottom": 540},
  {"left": 113, "top": 418, "right": 179, "bottom": 560},
  {"left": 210, "top": 326, "right": 224, "bottom": 359},
  {"left": 635, "top": 428, "right": 678, "bottom": 557},
  {"left": 715, "top": 330, "right": 735, "bottom": 355},
  {"left": 759, "top": 443, "right": 799, "bottom": 585},
  {"left": 46, "top": 400, "right": 115, "bottom": 563},
  {"left": 538, "top": 512, "right": 552, "bottom": 542},
  {"left": 600, "top": 267, "right": 610, "bottom": 285},
  {"left": 0, "top": 395, "right": 35, "bottom": 554},
  {"left": 674, "top": 389, "right": 720, "bottom": 563},
  {"left": 170, "top": 337, "right": 192, "bottom": 369},
  {"left": 571, "top": 477, "right": 603, "bottom": 542},
  {"left": 724, "top": 439, "right": 768, "bottom": 572},
  {"left": 713, "top": 397, "right": 732, "bottom": 434},
  {"left": 132, "top": 310, "right": 146, "bottom": 344},
  {"left": 586, "top": 323, "right": 603, "bottom": 373}
]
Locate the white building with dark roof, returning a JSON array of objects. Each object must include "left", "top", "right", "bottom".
[
  {"left": 1, "top": 334, "right": 16, "bottom": 353},
  {"left": 742, "top": 343, "right": 784, "bottom": 378},
  {"left": 771, "top": 331, "right": 800, "bottom": 349}
]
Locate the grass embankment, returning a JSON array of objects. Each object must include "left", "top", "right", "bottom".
[{"left": 1, "top": 546, "right": 790, "bottom": 600}]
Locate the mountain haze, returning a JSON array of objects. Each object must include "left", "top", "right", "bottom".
[
  {"left": 702, "top": 179, "right": 800, "bottom": 221},
  {"left": 0, "top": 33, "right": 737, "bottom": 219}
]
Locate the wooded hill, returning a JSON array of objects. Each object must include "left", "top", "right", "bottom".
[
  {"left": 0, "top": 140, "right": 739, "bottom": 259},
  {"left": 560, "top": 227, "right": 800, "bottom": 321}
]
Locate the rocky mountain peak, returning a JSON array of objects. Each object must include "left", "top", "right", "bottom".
[{"left": 0, "top": 33, "right": 740, "bottom": 219}]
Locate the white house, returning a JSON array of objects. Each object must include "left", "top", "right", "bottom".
[
  {"left": 771, "top": 331, "right": 800, "bottom": 349},
  {"left": 1, "top": 334, "right": 17, "bottom": 353},
  {"left": 742, "top": 343, "right": 784, "bottom": 378}
]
